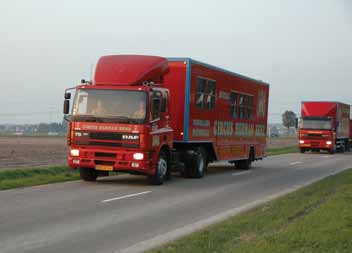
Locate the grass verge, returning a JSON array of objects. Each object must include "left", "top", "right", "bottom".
[
  {"left": 0, "top": 166, "right": 79, "bottom": 190},
  {"left": 149, "top": 168, "right": 352, "bottom": 253},
  {"left": 267, "top": 146, "right": 298, "bottom": 156}
]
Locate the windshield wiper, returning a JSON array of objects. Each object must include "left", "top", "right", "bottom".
[
  {"left": 74, "top": 114, "right": 101, "bottom": 122},
  {"left": 74, "top": 114, "right": 142, "bottom": 124},
  {"left": 99, "top": 115, "right": 135, "bottom": 123}
]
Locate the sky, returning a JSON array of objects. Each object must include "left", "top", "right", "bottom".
[{"left": 0, "top": 0, "right": 351, "bottom": 124}]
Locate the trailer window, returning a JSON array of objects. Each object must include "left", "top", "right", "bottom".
[
  {"left": 196, "top": 77, "right": 216, "bottom": 110},
  {"left": 247, "top": 96, "right": 254, "bottom": 119},
  {"left": 230, "top": 92, "right": 238, "bottom": 118},
  {"left": 239, "top": 94, "right": 254, "bottom": 120},
  {"left": 206, "top": 80, "right": 216, "bottom": 109},
  {"left": 196, "top": 78, "right": 206, "bottom": 108},
  {"left": 239, "top": 94, "right": 245, "bottom": 119}
]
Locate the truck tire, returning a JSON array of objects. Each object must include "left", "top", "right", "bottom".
[
  {"left": 189, "top": 147, "right": 207, "bottom": 178},
  {"left": 79, "top": 168, "right": 98, "bottom": 181},
  {"left": 148, "top": 150, "right": 169, "bottom": 185},
  {"left": 300, "top": 148, "right": 306, "bottom": 153},
  {"left": 329, "top": 146, "right": 335, "bottom": 154},
  {"left": 235, "top": 149, "right": 254, "bottom": 170},
  {"left": 235, "top": 159, "right": 251, "bottom": 170}
]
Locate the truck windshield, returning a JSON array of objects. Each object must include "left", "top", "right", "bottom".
[
  {"left": 72, "top": 89, "right": 147, "bottom": 124},
  {"left": 300, "top": 117, "right": 332, "bottom": 130}
]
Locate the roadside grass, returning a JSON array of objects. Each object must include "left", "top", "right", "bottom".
[
  {"left": 0, "top": 166, "right": 79, "bottom": 190},
  {"left": 267, "top": 146, "right": 298, "bottom": 156},
  {"left": 149, "top": 168, "right": 352, "bottom": 253}
]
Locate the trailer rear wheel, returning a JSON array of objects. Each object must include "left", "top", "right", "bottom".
[
  {"left": 235, "top": 149, "right": 253, "bottom": 170},
  {"left": 235, "top": 159, "right": 252, "bottom": 170},
  {"left": 79, "top": 168, "right": 98, "bottom": 181},
  {"left": 148, "top": 150, "right": 168, "bottom": 185},
  {"left": 188, "top": 147, "right": 207, "bottom": 178}
]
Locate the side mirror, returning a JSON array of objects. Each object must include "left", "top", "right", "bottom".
[
  {"left": 295, "top": 118, "right": 299, "bottom": 129},
  {"left": 63, "top": 100, "right": 70, "bottom": 115},
  {"left": 64, "top": 92, "right": 71, "bottom": 99}
]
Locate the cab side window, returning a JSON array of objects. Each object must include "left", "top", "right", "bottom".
[{"left": 150, "top": 91, "right": 161, "bottom": 121}]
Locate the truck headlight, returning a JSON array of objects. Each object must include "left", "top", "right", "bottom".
[
  {"left": 299, "top": 140, "right": 304, "bottom": 144},
  {"left": 70, "top": 149, "right": 80, "bottom": 157},
  {"left": 133, "top": 153, "right": 144, "bottom": 160},
  {"left": 326, "top": 141, "right": 332, "bottom": 145}
]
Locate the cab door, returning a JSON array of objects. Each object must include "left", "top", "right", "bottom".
[{"left": 150, "top": 90, "right": 172, "bottom": 150}]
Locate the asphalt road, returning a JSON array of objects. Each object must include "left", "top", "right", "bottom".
[{"left": 0, "top": 153, "right": 351, "bottom": 253}]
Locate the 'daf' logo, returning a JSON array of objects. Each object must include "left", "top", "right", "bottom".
[{"left": 122, "top": 135, "right": 139, "bottom": 140}]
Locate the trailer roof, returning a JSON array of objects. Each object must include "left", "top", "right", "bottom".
[{"left": 167, "top": 57, "right": 269, "bottom": 86}]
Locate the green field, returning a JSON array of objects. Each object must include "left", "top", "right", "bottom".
[
  {"left": 149, "top": 168, "right": 352, "bottom": 253},
  {"left": 0, "top": 166, "right": 79, "bottom": 190},
  {"left": 266, "top": 146, "right": 298, "bottom": 156}
]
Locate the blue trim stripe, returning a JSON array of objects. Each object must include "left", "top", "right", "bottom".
[{"left": 183, "top": 59, "right": 192, "bottom": 142}]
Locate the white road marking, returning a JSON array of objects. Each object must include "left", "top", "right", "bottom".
[
  {"left": 232, "top": 171, "right": 251, "bottom": 176},
  {"left": 102, "top": 191, "right": 152, "bottom": 203},
  {"left": 290, "top": 161, "right": 302, "bottom": 165}
]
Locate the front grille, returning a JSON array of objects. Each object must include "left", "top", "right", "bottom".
[
  {"left": 95, "top": 152, "right": 116, "bottom": 158},
  {"left": 90, "top": 132, "right": 123, "bottom": 140},
  {"left": 311, "top": 142, "right": 321, "bottom": 147},
  {"left": 95, "top": 160, "right": 115, "bottom": 166},
  {"left": 74, "top": 140, "right": 139, "bottom": 148},
  {"left": 307, "top": 134, "right": 322, "bottom": 138}
]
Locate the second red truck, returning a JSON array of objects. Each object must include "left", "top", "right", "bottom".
[{"left": 298, "top": 101, "right": 351, "bottom": 154}]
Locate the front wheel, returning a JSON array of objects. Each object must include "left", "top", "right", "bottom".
[
  {"left": 79, "top": 168, "right": 98, "bottom": 181},
  {"left": 300, "top": 148, "right": 306, "bottom": 153},
  {"left": 148, "top": 150, "right": 169, "bottom": 185}
]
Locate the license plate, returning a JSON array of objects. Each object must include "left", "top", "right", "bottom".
[{"left": 96, "top": 165, "right": 113, "bottom": 171}]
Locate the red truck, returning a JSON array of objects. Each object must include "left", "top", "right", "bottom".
[
  {"left": 298, "top": 101, "right": 350, "bottom": 154},
  {"left": 63, "top": 55, "right": 269, "bottom": 184},
  {"left": 350, "top": 120, "right": 352, "bottom": 146}
]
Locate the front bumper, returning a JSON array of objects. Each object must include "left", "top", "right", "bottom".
[
  {"left": 67, "top": 147, "right": 154, "bottom": 175},
  {"left": 299, "top": 139, "right": 333, "bottom": 150}
]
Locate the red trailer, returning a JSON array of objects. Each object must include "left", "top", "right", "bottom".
[
  {"left": 63, "top": 55, "right": 269, "bottom": 184},
  {"left": 350, "top": 120, "right": 352, "bottom": 146},
  {"left": 298, "top": 101, "right": 350, "bottom": 154}
]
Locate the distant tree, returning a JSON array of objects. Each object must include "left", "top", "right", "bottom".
[
  {"left": 38, "top": 123, "right": 49, "bottom": 133},
  {"left": 282, "top": 110, "right": 297, "bottom": 134}
]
